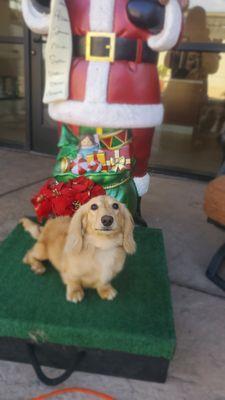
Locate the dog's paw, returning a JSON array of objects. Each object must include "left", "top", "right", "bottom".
[
  {"left": 20, "top": 218, "right": 42, "bottom": 239},
  {"left": 23, "top": 253, "right": 46, "bottom": 275},
  {"left": 66, "top": 288, "right": 84, "bottom": 304},
  {"left": 31, "top": 264, "right": 46, "bottom": 275},
  {"left": 22, "top": 253, "right": 29, "bottom": 265},
  {"left": 20, "top": 217, "right": 30, "bottom": 229},
  {"left": 98, "top": 285, "right": 118, "bottom": 301}
]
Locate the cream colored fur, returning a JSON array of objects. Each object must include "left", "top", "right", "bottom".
[{"left": 21, "top": 196, "right": 136, "bottom": 303}]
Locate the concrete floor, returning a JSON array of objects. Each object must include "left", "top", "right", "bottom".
[{"left": 0, "top": 148, "right": 225, "bottom": 400}]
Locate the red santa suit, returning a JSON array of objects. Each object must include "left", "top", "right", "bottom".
[{"left": 22, "top": 0, "right": 182, "bottom": 195}]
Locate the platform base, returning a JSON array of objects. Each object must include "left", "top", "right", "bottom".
[
  {"left": 0, "top": 224, "right": 175, "bottom": 385},
  {"left": 206, "top": 242, "right": 225, "bottom": 292},
  {"left": 0, "top": 337, "right": 169, "bottom": 384},
  {"left": 206, "top": 219, "right": 225, "bottom": 292}
]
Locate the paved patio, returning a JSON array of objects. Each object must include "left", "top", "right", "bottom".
[{"left": 0, "top": 148, "right": 225, "bottom": 400}]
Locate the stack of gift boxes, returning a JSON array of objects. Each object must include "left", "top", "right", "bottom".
[{"left": 61, "top": 129, "right": 132, "bottom": 175}]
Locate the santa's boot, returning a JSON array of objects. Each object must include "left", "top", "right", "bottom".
[
  {"left": 133, "top": 174, "right": 150, "bottom": 227},
  {"left": 134, "top": 197, "right": 148, "bottom": 227}
]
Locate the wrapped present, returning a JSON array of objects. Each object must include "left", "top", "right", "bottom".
[
  {"left": 86, "top": 151, "right": 107, "bottom": 171},
  {"left": 71, "top": 156, "right": 88, "bottom": 175},
  {"left": 105, "top": 145, "right": 131, "bottom": 172},
  {"left": 99, "top": 129, "right": 132, "bottom": 151},
  {"left": 88, "top": 159, "right": 102, "bottom": 173}
]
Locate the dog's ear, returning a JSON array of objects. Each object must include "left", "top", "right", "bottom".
[
  {"left": 64, "top": 205, "right": 87, "bottom": 254},
  {"left": 122, "top": 205, "right": 136, "bottom": 255}
]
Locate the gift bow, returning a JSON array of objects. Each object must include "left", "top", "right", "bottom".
[{"left": 110, "top": 156, "right": 126, "bottom": 172}]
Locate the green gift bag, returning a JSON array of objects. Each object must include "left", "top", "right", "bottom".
[{"left": 53, "top": 125, "right": 138, "bottom": 216}]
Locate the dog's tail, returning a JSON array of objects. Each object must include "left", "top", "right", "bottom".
[{"left": 20, "top": 218, "right": 42, "bottom": 240}]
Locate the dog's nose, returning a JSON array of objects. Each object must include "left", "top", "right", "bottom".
[{"left": 101, "top": 215, "right": 114, "bottom": 227}]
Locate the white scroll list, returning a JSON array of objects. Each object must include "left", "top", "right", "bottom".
[{"left": 43, "top": 0, "right": 72, "bottom": 104}]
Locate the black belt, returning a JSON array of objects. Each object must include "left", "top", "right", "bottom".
[{"left": 73, "top": 34, "right": 158, "bottom": 64}]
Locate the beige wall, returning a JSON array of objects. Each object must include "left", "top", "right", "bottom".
[{"left": 0, "top": 0, "right": 22, "bottom": 36}]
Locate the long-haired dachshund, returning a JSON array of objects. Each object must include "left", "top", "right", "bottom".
[{"left": 21, "top": 196, "right": 136, "bottom": 303}]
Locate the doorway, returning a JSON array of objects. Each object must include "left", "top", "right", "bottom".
[
  {"left": 0, "top": 0, "right": 26, "bottom": 147},
  {"left": 150, "top": 0, "right": 225, "bottom": 178},
  {"left": 30, "top": 33, "right": 58, "bottom": 155}
]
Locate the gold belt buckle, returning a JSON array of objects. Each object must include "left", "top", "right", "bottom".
[{"left": 86, "top": 32, "right": 116, "bottom": 62}]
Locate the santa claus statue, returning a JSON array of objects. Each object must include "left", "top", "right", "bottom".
[{"left": 22, "top": 0, "right": 187, "bottom": 223}]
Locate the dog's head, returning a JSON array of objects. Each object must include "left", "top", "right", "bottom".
[{"left": 64, "top": 195, "right": 136, "bottom": 255}]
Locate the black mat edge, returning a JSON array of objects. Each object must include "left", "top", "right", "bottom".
[{"left": 0, "top": 337, "right": 169, "bottom": 383}]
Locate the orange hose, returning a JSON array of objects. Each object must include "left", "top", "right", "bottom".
[{"left": 32, "top": 387, "right": 116, "bottom": 400}]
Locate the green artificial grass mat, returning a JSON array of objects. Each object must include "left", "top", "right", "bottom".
[{"left": 0, "top": 224, "right": 176, "bottom": 360}]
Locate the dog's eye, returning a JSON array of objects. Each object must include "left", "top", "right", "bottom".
[
  {"left": 112, "top": 203, "right": 119, "bottom": 210},
  {"left": 91, "top": 204, "right": 98, "bottom": 211}
]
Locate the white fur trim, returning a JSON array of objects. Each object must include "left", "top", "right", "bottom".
[
  {"left": 134, "top": 174, "right": 150, "bottom": 196},
  {"left": 48, "top": 102, "right": 163, "bottom": 129},
  {"left": 90, "top": 0, "right": 115, "bottom": 31},
  {"left": 22, "top": 0, "right": 49, "bottom": 34},
  {"left": 147, "top": 0, "right": 182, "bottom": 52},
  {"left": 86, "top": 0, "right": 115, "bottom": 105},
  {"left": 86, "top": 62, "right": 110, "bottom": 103}
]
